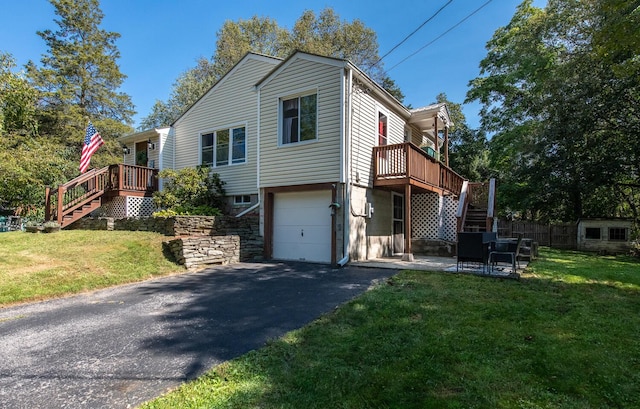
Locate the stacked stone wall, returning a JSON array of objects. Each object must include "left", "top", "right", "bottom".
[
  {"left": 69, "top": 215, "right": 262, "bottom": 267},
  {"left": 165, "top": 235, "right": 240, "bottom": 269}
]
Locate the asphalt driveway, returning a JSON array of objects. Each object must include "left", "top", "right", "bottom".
[{"left": 0, "top": 262, "right": 395, "bottom": 409}]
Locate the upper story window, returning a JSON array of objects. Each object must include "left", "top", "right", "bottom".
[
  {"left": 201, "top": 126, "right": 246, "bottom": 167},
  {"left": 281, "top": 93, "right": 317, "bottom": 145},
  {"left": 378, "top": 112, "right": 388, "bottom": 146}
]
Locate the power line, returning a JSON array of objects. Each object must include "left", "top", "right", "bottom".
[
  {"left": 386, "top": 0, "right": 493, "bottom": 73},
  {"left": 370, "top": 0, "right": 453, "bottom": 68}
]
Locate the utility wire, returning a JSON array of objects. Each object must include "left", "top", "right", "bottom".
[
  {"left": 370, "top": 0, "right": 453, "bottom": 68},
  {"left": 386, "top": 0, "right": 493, "bottom": 73}
]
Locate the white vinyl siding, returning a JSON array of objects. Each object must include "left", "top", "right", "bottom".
[
  {"left": 172, "top": 55, "right": 280, "bottom": 195},
  {"left": 349, "top": 85, "right": 408, "bottom": 188},
  {"left": 259, "top": 58, "right": 342, "bottom": 187}
]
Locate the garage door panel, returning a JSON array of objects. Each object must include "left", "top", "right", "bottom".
[{"left": 273, "top": 190, "right": 331, "bottom": 263}]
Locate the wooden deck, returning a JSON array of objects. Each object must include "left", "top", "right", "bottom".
[
  {"left": 45, "top": 164, "right": 158, "bottom": 227},
  {"left": 373, "top": 142, "right": 464, "bottom": 196}
]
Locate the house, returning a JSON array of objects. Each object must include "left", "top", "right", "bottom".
[
  {"left": 50, "top": 51, "right": 492, "bottom": 265},
  {"left": 577, "top": 218, "right": 634, "bottom": 254}
]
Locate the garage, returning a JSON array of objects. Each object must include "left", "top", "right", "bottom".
[{"left": 272, "top": 190, "right": 332, "bottom": 263}]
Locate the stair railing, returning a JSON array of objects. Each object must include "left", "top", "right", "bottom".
[
  {"left": 455, "top": 178, "right": 497, "bottom": 232},
  {"left": 456, "top": 181, "right": 470, "bottom": 232},
  {"left": 45, "top": 166, "right": 110, "bottom": 226},
  {"left": 486, "top": 178, "right": 496, "bottom": 232}
]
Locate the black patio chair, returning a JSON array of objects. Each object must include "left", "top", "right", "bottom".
[
  {"left": 488, "top": 236, "right": 523, "bottom": 273},
  {"left": 456, "top": 232, "right": 489, "bottom": 273}
]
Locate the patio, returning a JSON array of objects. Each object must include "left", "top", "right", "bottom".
[{"left": 351, "top": 255, "right": 526, "bottom": 279}]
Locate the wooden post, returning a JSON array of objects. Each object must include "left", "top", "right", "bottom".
[
  {"left": 402, "top": 183, "right": 414, "bottom": 261},
  {"left": 44, "top": 186, "right": 51, "bottom": 221},
  {"left": 444, "top": 126, "right": 449, "bottom": 167},
  {"left": 56, "top": 185, "right": 64, "bottom": 225},
  {"left": 434, "top": 117, "right": 439, "bottom": 160},
  {"left": 118, "top": 164, "right": 124, "bottom": 190}
]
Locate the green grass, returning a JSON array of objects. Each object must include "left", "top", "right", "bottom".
[
  {"left": 141, "top": 248, "right": 640, "bottom": 409},
  {"left": 0, "top": 230, "right": 183, "bottom": 306}
]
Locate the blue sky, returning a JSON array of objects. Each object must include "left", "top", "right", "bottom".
[{"left": 1, "top": 0, "right": 545, "bottom": 129}]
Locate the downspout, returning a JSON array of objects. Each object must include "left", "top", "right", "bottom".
[
  {"left": 338, "top": 67, "right": 353, "bottom": 266},
  {"left": 247, "top": 85, "right": 262, "bottom": 221}
]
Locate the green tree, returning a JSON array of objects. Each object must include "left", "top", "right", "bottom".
[
  {"left": 27, "top": 0, "right": 134, "bottom": 151},
  {"left": 140, "top": 8, "right": 403, "bottom": 128},
  {"left": 435, "top": 93, "right": 490, "bottom": 182},
  {"left": 467, "top": 0, "right": 640, "bottom": 221},
  {"left": 0, "top": 52, "right": 39, "bottom": 136}
]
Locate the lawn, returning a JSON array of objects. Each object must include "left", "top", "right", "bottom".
[
  {"left": 141, "top": 248, "right": 640, "bottom": 409},
  {"left": 0, "top": 230, "right": 183, "bottom": 306}
]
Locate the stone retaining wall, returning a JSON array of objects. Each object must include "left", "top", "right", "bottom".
[
  {"left": 69, "top": 215, "right": 263, "bottom": 265},
  {"left": 164, "top": 235, "right": 240, "bottom": 269}
]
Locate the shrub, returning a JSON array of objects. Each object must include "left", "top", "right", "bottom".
[{"left": 153, "top": 166, "right": 226, "bottom": 216}]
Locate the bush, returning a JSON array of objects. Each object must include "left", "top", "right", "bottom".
[{"left": 153, "top": 166, "right": 226, "bottom": 216}]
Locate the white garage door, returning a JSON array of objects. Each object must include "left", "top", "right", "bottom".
[{"left": 273, "top": 190, "right": 332, "bottom": 263}]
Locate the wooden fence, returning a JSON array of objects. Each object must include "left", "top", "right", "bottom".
[{"left": 497, "top": 220, "right": 578, "bottom": 249}]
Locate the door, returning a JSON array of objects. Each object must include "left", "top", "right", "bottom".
[
  {"left": 273, "top": 190, "right": 332, "bottom": 263},
  {"left": 392, "top": 192, "right": 404, "bottom": 254},
  {"left": 135, "top": 141, "right": 148, "bottom": 166}
]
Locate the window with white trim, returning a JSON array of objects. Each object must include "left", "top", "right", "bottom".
[
  {"left": 234, "top": 195, "right": 252, "bottom": 205},
  {"left": 281, "top": 93, "right": 317, "bottom": 144},
  {"left": 201, "top": 126, "right": 246, "bottom": 167}
]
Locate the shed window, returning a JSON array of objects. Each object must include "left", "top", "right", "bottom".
[
  {"left": 608, "top": 227, "right": 628, "bottom": 241},
  {"left": 585, "top": 227, "right": 601, "bottom": 239}
]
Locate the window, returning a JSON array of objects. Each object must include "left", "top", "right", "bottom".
[
  {"left": 378, "top": 112, "right": 388, "bottom": 146},
  {"left": 234, "top": 195, "right": 251, "bottom": 205},
  {"left": 281, "top": 93, "right": 317, "bottom": 144},
  {"left": 201, "top": 126, "right": 246, "bottom": 166},
  {"left": 609, "top": 227, "right": 628, "bottom": 241},
  {"left": 585, "top": 227, "right": 601, "bottom": 239}
]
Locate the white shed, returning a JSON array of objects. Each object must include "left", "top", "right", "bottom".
[{"left": 577, "top": 218, "right": 633, "bottom": 254}]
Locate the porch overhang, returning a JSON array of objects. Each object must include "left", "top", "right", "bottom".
[{"left": 409, "top": 103, "right": 452, "bottom": 138}]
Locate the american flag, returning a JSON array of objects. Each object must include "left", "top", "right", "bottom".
[{"left": 79, "top": 122, "right": 104, "bottom": 173}]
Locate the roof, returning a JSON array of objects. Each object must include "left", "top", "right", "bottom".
[
  {"left": 256, "top": 50, "right": 412, "bottom": 119},
  {"left": 171, "top": 52, "right": 283, "bottom": 127},
  {"left": 119, "top": 127, "right": 170, "bottom": 143},
  {"left": 409, "top": 103, "right": 453, "bottom": 131}
]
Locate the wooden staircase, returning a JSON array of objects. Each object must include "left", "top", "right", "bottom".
[
  {"left": 45, "top": 164, "right": 158, "bottom": 228},
  {"left": 463, "top": 205, "right": 490, "bottom": 232},
  {"left": 456, "top": 179, "right": 496, "bottom": 233}
]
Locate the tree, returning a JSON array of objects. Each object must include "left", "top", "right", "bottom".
[
  {"left": 27, "top": 0, "right": 134, "bottom": 149},
  {"left": 0, "top": 52, "right": 39, "bottom": 136},
  {"left": 467, "top": 0, "right": 640, "bottom": 221},
  {"left": 140, "top": 8, "right": 403, "bottom": 128},
  {"left": 435, "top": 93, "right": 490, "bottom": 182}
]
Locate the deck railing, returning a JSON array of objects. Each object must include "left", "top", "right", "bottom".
[
  {"left": 45, "top": 164, "right": 158, "bottom": 226},
  {"left": 373, "top": 142, "right": 464, "bottom": 196}
]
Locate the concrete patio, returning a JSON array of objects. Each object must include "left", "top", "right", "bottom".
[{"left": 351, "top": 255, "right": 527, "bottom": 279}]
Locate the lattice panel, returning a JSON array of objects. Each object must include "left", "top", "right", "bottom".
[
  {"left": 127, "top": 197, "right": 156, "bottom": 217},
  {"left": 440, "top": 195, "right": 458, "bottom": 242},
  {"left": 102, "top": 196, "right": 127, "bottom": 219},
  {"left": 411, "top": 193, "right": 440, "bottom": 239}
]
